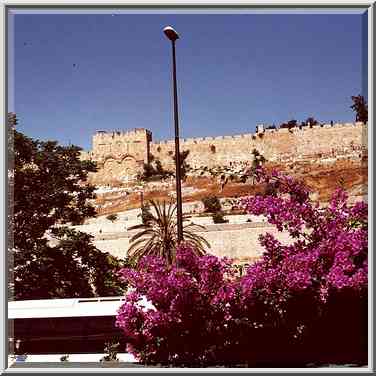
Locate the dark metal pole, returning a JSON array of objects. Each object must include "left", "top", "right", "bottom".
[{"left": 171, "top": 40, "right": 184, "bottom": 242}]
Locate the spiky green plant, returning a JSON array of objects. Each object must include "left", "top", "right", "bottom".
[{"left": 127, "top": 199, "right": 210, "bottom": 266}]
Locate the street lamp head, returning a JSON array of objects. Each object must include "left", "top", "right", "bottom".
[{"left": 163, "top": 26, "right": 179, "bottom": 42}]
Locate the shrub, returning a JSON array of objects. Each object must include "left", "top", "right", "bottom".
[
  {"left": 100, "top": 341, "right": 120, "bottom": 363},
  {"left": 202, "top": 196, "right": 222, "bottom": 213},
  {"left": 106, "top": 214, "right": 118, "bottom": 222},
  {"left": 116, "top": 168, "right": 367, "bottom": 366},
  {"left": 212, "top": 211, "right": 228, "bottom": 224},
  {"left": 140, "top": 159, "right": 171, "bottom": 182}
]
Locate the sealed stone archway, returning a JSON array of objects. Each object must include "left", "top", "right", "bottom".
[
  {"left": 102, "top": 155, "right": 140, "bottom": 182},
  {"left": 119, "top": 156, "right": 140, "bottom": 181}
]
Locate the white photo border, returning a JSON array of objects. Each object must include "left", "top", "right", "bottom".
[{"left": 1, "top": 1, "right": 374, "bottom": 373}]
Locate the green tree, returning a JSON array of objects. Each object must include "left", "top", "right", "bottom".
[
  {"left": 305, "top": 117, "right": 318, "bottom": 127},
  {"left": 287, "top": 119, "right": 298, "bottom": 127},
  {"left": 351, "top": 95, "right": 368, "bottom": 123},
  {"left": 280, "top": 119, "right": 297, "bottom": 129},
  {"left": 141, "top": 162, "right": 156, "bottom": 181},
  {"left": 10, "top": 123, "right": 126, "bottom": 300},
  {"left": 127, "top": 200, "right": 210, "bottom": 266}
]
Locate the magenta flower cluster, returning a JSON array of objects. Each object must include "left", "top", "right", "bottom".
[
  {"left": 241, "top": 167, "right": 367, "bottom": 305},
  {"left": 115, "top": 167, "right": 367, "bottom": 366},
  {"left": 115, "top": 248, "right": 240, "bottom": 364}
]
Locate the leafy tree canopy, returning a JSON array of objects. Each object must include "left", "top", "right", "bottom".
[
  {"left": 10, "top": 121, "right": 126, "bottom": 300},
  {"left": 351, "top": 95, "right": 368, "bottom": 123},
  {"left": 305, "top": 116, "right": 318, "bottom": 126},
  {"left": 13, "top": 130, "right": 97, "bottom": 250}
]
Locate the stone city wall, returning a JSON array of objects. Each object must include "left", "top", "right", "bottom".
[
  {"left": 150, "top": 122, "right": 367, "bottom": 170},
  {"left": 81, "top": 122, "right": 367, "bottom": 183}
]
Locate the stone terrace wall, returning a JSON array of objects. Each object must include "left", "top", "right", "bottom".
[
  {"left": 90, "top": 222, "right": 292, "bottom": 262},
  {"left": 150, "top": 122, "right": 367, "bottom": 170}
]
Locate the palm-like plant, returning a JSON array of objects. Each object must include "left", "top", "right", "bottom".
[{"left": 127, "top": 199, "right": 210, "bottom": 266}]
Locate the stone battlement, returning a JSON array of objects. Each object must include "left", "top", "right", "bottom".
[
  {"left": 151, "top": 122, "right": 365, "bottom": 146},
  {"left": 95, "top": 128, "right": 151, "bottom": 136}
]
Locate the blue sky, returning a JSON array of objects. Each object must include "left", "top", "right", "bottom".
[{"left": 11, "top": 11, "right": 367, "bottom": 151}]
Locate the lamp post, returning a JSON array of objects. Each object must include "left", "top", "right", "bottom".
[{"left": 163, "top": 25, "right": 183, "bottom": 242}]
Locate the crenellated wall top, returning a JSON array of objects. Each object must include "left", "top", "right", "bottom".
[{"left": 88, "top": 122, "right": 366, "bottom": 160}]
